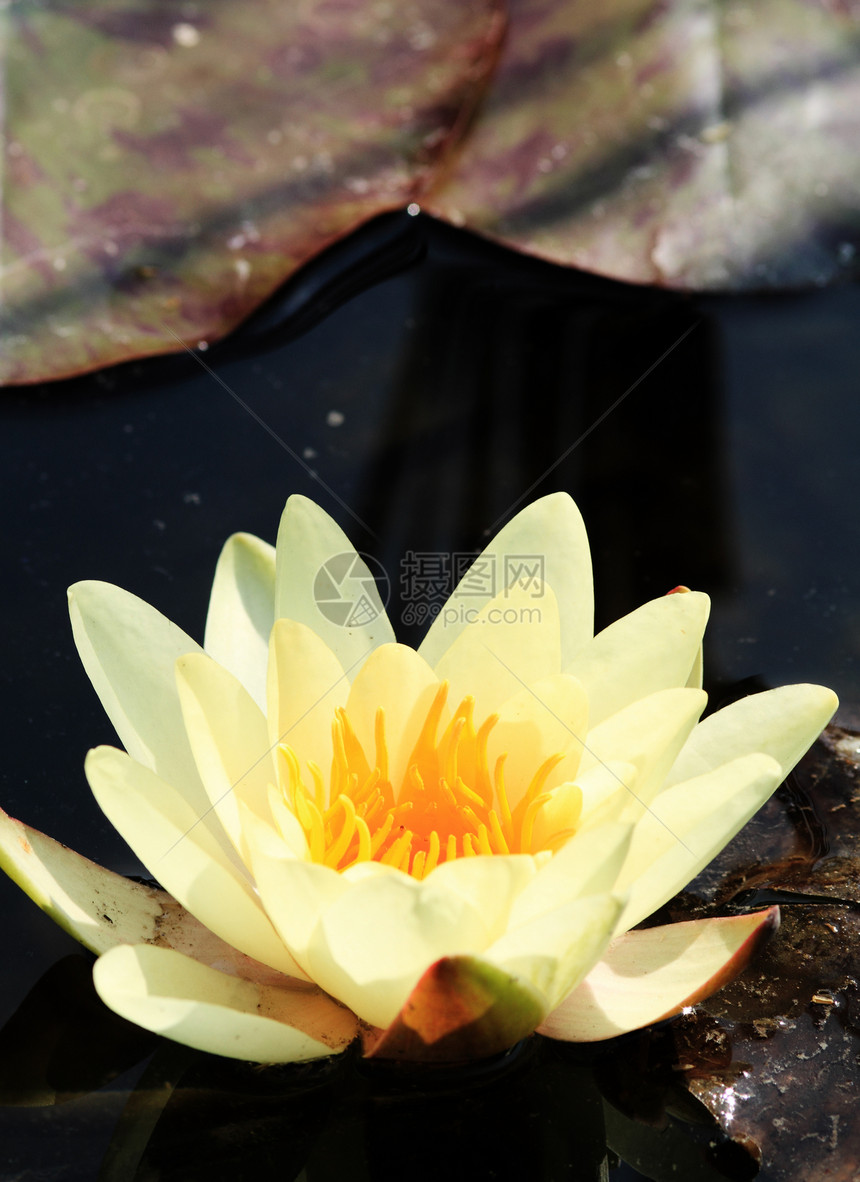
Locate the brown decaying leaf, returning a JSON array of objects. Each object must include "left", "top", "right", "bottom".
[
  {"left": 1, "top": 0, "right": 504, "bottom": 384},
  {"left": 600, "top": 716, "right": 860, "bottom": 1182},
  {"left": 427, "top": 0, "right": 860, "bottom": 292}
]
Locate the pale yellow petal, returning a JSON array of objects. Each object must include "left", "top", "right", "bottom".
[
  {"left": 576, "top": 688, "right": 707, "bottom": 812},
  {"left": 176, "top": 652, "right": 276, "bottom": 857},
  {"left": 487, "top": 675, "right": 590, "bottom": 806},
  {"left": 68, "top": 582, "right": 230, "bottom": 855},
  {"left": 614, "top": 753, "right": 783, "bottom": 933},
  {"left": 418, "top": 493, "right": 592, "bottom": 668},
  {"left": 508, "top": 823, "right": 633, "bottom": 929},
  {"left": 426, "top": 855, "right": 538, "bottom": 942},
  {"left": 666, "top": 683, "right": 838, "bottom": 787},
  {"left": 93, "top": 945, "right": 357, "bottom": 1062},
  {"left": 565, "top": 592, "right": 709, "bottom": 726},
  {"left": 204, "top": 532, "right": 276, "bottom": 711},
  {"left": 266, "top": 787, "right": 311, "bottom": 859},
  {"left": 483, "top": 893, "right": 623, "bottom": 1012},
  {"left": 0, "top": 804, "right": 166, "bottom": 954},
  {"left": 303, "top": 871, "right": 493, "bottom": 1029},
  {"left": 267, "top": 619, "right": 349, "bottom": 774},
  {"left": 530, "top": 780, "right": 583, "bottom": 851},
  {"left": 539, "top": 910, "right": 779, "bottom": 1041},
  {"left": 575, "top": 761, "right": 640, "bottom": 829},
  {"left": 344, "top": 644, "right": 440, "bottom": 788},
  {"left": 243, "top": 822, "right": 347, "bottom": 971},
  {"left": 432, "top": 583, "right": 561, "bottom": 720},
  {"left": 85, "top": 747, "right": 303, "bottom": 977},
  {"left": 275, "top": 495, "right": 394, "bottom": 674}
]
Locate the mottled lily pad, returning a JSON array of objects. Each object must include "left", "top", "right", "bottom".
[
  {"left": 1, "top": 0, "right": 503, "bottom": 383},
  {"left": 427, "top": 0, "right": 860, "bottom": 291},
  {"left": 597, "top": 715, "right": 860, "bottom": 1181}
]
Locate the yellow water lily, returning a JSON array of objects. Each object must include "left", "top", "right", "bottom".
[{"left": 0, "top": 494, "right": 836, "bottom": 1063}]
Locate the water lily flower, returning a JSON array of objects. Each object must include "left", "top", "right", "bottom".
[{"left": 0, "top": 494, "right": 836, "bottom": 1064}]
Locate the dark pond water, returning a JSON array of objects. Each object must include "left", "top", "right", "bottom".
[{"left": 2, "top": 212, "right": 859, "bottom": 1180}]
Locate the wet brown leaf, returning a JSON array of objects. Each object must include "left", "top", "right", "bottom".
[
  {"left": 1, "top": 0, "right": 503, "bottom": 383},
  {"left": 427, "top": 0, "right": 860, "bottom": 292},
  {"left": 599, "top": 716, "right": 860, "bottom": 1181}
]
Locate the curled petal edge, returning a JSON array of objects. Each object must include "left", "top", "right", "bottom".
[{"left": 538, "top": 907, "right": 780, "bottom": 1043}]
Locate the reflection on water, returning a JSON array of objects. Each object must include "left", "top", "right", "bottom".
[{"left": 1, "top": 212, "right": 858, "bottom": 1179}]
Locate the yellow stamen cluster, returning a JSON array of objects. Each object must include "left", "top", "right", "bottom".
[{"left": 276, "top": 682, "right": 574, "bottom": 879}]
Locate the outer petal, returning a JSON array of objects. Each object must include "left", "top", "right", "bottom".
[
  {"left": 432, "top": 583, "right": 561, "bottom": 720},
  {"left": 0, "top": 806, "right": 294, "bottom": 986},
  {"left": 566, "top": 591, "right": 710, "bottom": 727},
  {"left": 0, "top": 804, "right": 168, "bottom": 955},
  {"left": 267, "top": 618, "right": 349, "bottom": 775},
  {"left": 614, "top": 752, "right": 783, "bottom": 933},
  {"left": 666, "top": 683, "right": 839, "bottom": 787},
  {"left": 275, "top": 496, "right": 394, "bottom": 674},
  {"left": 85, "top": 746, "right": 303, "bottom": 978},
  {"left": 539, "top": 909, "right": 780, "bottom": 1042},
  {"left": 482, "top": 893, "right": 623, "bottom": 1012},
  {"left": 204, "top": 532, "right": 276, "bottom": 711},
  {"left": 68, "top": 582, "right": 229, "bottom": 854},
  {"left": 93, "top": 945, "right": 357, "bottom": 1063},
  {"left": 344, "top": 644, "right": 440, "bottom": 789},
  {"left": 364, "top": 955, "right": 546, "bottom": 1062},
  {"left": 418, "top": 493, "right": 593, "bottom": 668},
  {"left": 176, "top": 652, "right": 277, "bottom": 857}
]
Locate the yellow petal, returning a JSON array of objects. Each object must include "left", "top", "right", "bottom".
[
  {"left": 293, "top": 870, "right": 494, "bottom": 1029},
  {"left": 487, "top": 674, "right": 590, "bottom": 806},
  {"left": 0, "top": 803, "right": 165, "bottom": 954},
  {"left": 574, "top": 761, "right": 640, "bottom": 829},
  {"left": 68, "top": 582, "right": 232, "bottom": 857},
  {"left": 85, "top": 747, "right": 302, "bottom": 977},
  {"left": 566, "top": 591, "right": 709, "bottom": 726},
  {"left": 243, "top": 822, "right": 347, "bottom": 970},
  {"left": 667, "top": 683, "right": 839, "bottom": 786},
  {"left": 419, "top": 493, "right": 592, "bottom": 668},
  {"left": 275, "top": 496, "right": 394, "bottom": 674},
  {"left": 432, "top": 583, "right": 561, "bottom": 720},
  {"left": 344, "top": 643, "right": 440, "bottom": 788},
  {"left": 540, "top": 909, "right": 779, "bottom": 1041},
  {"left": 204, "top": 531, "right": 276, "bottom": 711},
  {"left": 176, "top": 652, "right": 276, "bottom": 858},
  {"left": 529, "top": 780, "right": 583, "bottom": 851},
  {"left": 508, "top": 823, "right": 633, "bottom": 929},
  {"left": 483, "top": 892, "right": 623, "bottom": 1012},
  {"left": 576, "top": 687, "right": 707, "bottom": 814},
  {"left": 93, "top": 944, "right": 357, "bottom": 1062},
  {"left": 426, "top": 855, "right": 538, "bottom": 942},
  {"left": 615, "top": 752, "right": 783, "bottom": 932},
  {"left": 267, "top": 618, "right": 349, "bottom": 773}
]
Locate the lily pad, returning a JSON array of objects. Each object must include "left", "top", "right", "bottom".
[
  {"left": 427, "top": 0, "right": 860, "bottom": 291},
  {"left": 1, "top": 0, "right": 503, "bottom": 383}
]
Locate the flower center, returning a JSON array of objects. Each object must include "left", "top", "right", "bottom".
[{"left": 276, "top": 683, "right": 573, "bottom": 878}]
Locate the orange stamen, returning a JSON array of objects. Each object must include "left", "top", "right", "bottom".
[{"left": 276, "top": 681, "right": 574, "bottom": 877}]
